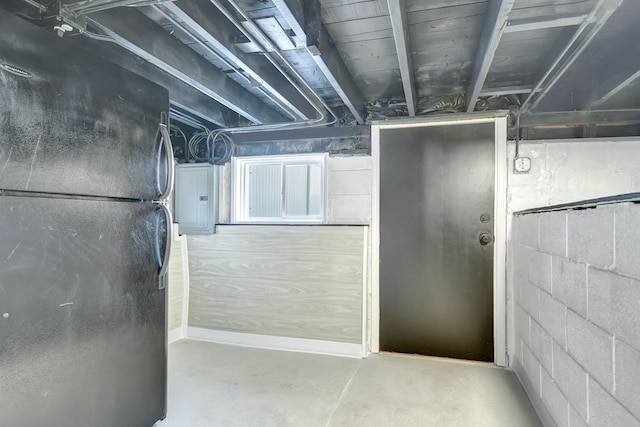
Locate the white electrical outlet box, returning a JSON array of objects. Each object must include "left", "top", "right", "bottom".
[{"left": 514, "top": 157, "right": 531, "bottom": 173}]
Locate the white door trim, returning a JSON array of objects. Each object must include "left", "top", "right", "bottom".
[
  {"left": 493, "top": 116, "right": 508, "bottom": 367},
  {"left": 369, "top": 115, "right": 508, "bottom": 367}
]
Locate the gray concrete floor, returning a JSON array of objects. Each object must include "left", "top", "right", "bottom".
[{"left": 158, "top": 340, "right": 542, "bottom": 427}]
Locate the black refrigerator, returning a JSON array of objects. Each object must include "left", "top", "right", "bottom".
[{"left": 0, "top": 11, "right": 172, "bottom": 427}]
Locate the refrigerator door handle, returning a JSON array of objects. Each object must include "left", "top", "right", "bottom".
[
  {"left": 157, "top": 203, "right": 173, "bottom": 290},
  {"left": 157, "top": 123, "right": 175, "bottom": 202}
]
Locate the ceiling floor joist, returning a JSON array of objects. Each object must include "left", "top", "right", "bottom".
[
  {"left": 583, "top": 1, "right": 640, "bottom": 109},
  {"left": 270, "top": 0, "right": 306, "bottom": 47},
  {"left": 521, "top": 0, "right": 625, "bottom": 113},
  {"left": 480, "top": 85, "right": 533, "bottom": 97},
  {"left": 387, "top": 0, "right": 416, "bottom": 116},
  {"left": 231, "top": 125, "right": 369, "bottom": 143},
  {"left": 88, "top": 8, "right": 287, "bottom": 125},
  {"left": 153, "top": 1, "right": 317, "bottom": 121},
  {"left": 272, "top": 0, "right": 366, "bottom": 124},
  {"left": 518, "top": 109, "right": 640, "bottom": 127},
  {"left": 592, "top": 70, "right": 640, "bottom": 109},
  {"left": 504, "top": 14, "right": 588, "bottom": 33},
  {"left": 466, "top": 0, "right": 516, "bottom": 112},
  {"left": 85, "top": 40, "right": 233, "bottom": 128}
]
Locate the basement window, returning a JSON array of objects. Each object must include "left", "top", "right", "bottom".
[{"left": 233, "top": 154, "right": 326, "bottom": 223}]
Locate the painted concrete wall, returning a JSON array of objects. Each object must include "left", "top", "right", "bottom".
[
  {"left": 511, "top": 203, "right": 640, "bottom": 427},
  {"left": 327, "top": 155, "right": 372, "bottom": 224},
  {"left": 508, "top": 138, "right": 640, "bottom": 214}
]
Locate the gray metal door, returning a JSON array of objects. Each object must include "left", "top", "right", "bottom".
[{"left": 379, "top": 122, "right": 495, "bottom": 361}]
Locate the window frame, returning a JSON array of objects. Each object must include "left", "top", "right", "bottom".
[{"left": 232, "top": 153, "right": 328, "bottom": 224}]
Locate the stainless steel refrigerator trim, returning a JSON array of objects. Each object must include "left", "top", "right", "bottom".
[
  {"left": 369, "top": 115, "right": 508, "bottom": 367},
  {"left": 157, "top": 202, "right": 173, "bottom": 290},
  {"left": 156, "top": 122, "right": 175, "bottom": 290},
  {"left": 158, "top": 123, "right": 175, "bottom": 203}
]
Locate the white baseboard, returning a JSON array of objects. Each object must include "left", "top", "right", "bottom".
[
  {"left": 186, "top": 327, "right": 363, "bottom": 358},
  {"left": 168, "top": 327, "right": 184, "bottom": 344}
]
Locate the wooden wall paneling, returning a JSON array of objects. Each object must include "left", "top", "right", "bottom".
[
  {"left": 168, "top": 237, "right": 184, "bottom": 331},
  {"left": 187, "top": 226, "right": 366, "bottom": 344}
]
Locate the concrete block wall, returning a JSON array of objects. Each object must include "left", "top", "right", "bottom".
[{"left": 511, "top": 202, "right": 640, "bottom": 427}]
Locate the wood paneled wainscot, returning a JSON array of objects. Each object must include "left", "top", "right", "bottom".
[
  {"left": 168, "top": 236, "right": 186, "bottom": 343},
  {"left": 187, "top": 226, "right": 367, "bottom": 357}
]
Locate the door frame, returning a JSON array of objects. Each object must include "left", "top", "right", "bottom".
[{"left": 369, "top": 113, "right": 508, "bottom": 366}]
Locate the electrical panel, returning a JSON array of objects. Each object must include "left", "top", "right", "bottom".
[{"left": 175, "top": 164, "right": 218, "bottom": 235}]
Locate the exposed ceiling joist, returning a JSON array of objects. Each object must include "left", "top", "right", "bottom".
[
  {"left": 504, "top": 14, "right": 587, "bottom": 33},
  {"left": 521, "top": 0, "right": 625, "bottom": 112},
  {"left": 480, "top": 85, "right": 533, "bottom": 97},
  {"left": 20, "top": 0, "right": 46, "bottom": 11},
  {"left": 5, "top": 0, "right": 637, "bottom": 130},
  {"left": 572, "top": 37, "right": 640, "bottom": 110},
  {"left": 254, "top": 17, "right": 297, "bottom": 50},
  {"left": 387, "top": 0, "right": 416, "bottom": 116},
  {"left": 270, "top": 0, "right": 306, "bottom": 47},
  {"left": 519, "top": 109, "right": 640, "bottom": 127},
  {"left": 231, "top": 125, "right": 369, "bottom": 143},
  {"left": 586, "top": 1, "right": 640, "bottom": 109},
  {"left": 88, "top": 8, "right": 288, "bottom": 125},
  {"left": 466, "top": 0, "right": 516, "bottom": 113},
  {"left": 272, "top": 0, "right": 366, "bottom": 124},
  {"left": 85, "top": 39, "right": 233, "bottom": 127},
  {"left": 152, "top": 1, "right": 317, "bottom": 121},
  {"left": 591, "top": 69, "right": 640, "bottom": 110},
  {"left": 170, "top": 100, "right": 229, "bottom": 129},
  {"left": 65, "top": 0, "right": 152, "bottom": 14}
]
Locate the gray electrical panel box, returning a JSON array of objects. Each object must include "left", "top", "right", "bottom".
[{"left": 175, "top": 163, "right": 218, "bottom": 235}]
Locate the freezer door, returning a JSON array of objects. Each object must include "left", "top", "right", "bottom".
[
  {"left": 0, "top": 11, "right": 170, "bottom": 200},
  {"left": 0, "top": 196, "right": 167, "bottom": 427}
]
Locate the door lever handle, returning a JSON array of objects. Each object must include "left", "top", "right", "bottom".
[{"left": 479, "top": 233, "right": 493, "bottom": 246}]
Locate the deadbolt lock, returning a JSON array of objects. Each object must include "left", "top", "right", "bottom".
[{"left": 479, "top": 233, "right": 493, "bottom": 246}]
